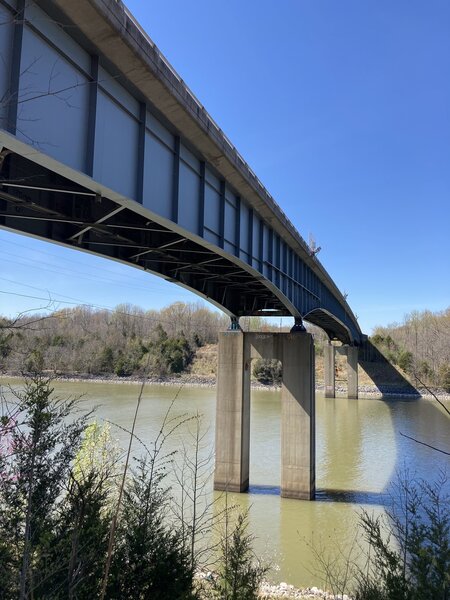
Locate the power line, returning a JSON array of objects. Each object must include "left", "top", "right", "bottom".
[
  {"left": 0, "top": 288, "right": 228, "bottom": 334},
  {"left": 0, "top": 289, "right": 99, "bottom": 307},
  {"left": 1, "top": 235, "right": 151, "bottom": 281},
  {"left": 1, "top": 249, "right": 183, "bottom": 296},
  {"left": 0, "top": 276, "right": 108, "bottom": 306},
  {"left": 2, "top": 249, "right": 140, "bottom": 288},
  {"left": 0, "top": 236, "right": 183, "bottom": 295}
]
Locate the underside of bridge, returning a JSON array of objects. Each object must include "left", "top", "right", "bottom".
[
  {"left": 303, "top": 308, "right": 356, "bottom": 343},
  {"left": 0, "top": 149, "right": 289, "bottom": 318},
  {"left": 0, "top": 0, "right": 362, "bottom": 345},
  {"left": 0, "top": 0, "right": 366, "bottom": 506}
]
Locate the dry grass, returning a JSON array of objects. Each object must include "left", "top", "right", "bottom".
[{"left": 190, "top": 344, "right": 218, "bottom": 377}]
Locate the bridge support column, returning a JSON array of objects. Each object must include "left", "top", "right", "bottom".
[
  {"left": 347, "top": 346, "right": 358, "bottom": 399},
  {"left": 323, "top": 341, "right": 335, "bottom": 398},
  {"left": 214, "top": 330, "right": 315, "bottom": 500},
  {"left": 214, "top": 330, "right": 250, "bottom": 492},
  {"left": 281, "top": 332, "right": 315, "bottom": 500}
]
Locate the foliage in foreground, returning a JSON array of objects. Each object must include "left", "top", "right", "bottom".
[
  {"left": 209, "top": 511, "right": 268, "bottom": 600},
  {"left": 354, "top": 472, "right": 449, "bottom": 600},
  {"left": 314, "top": 472, "right": 450, "bottom": 600},
  {"left": 0, "top": 377, "right": 93, "bottom": 599},
  {"left": 0, "top": 377, "right": 195, "bottom": 599},
  {"left": 108, "top": 455, "right": 195, "bottom": 600},
  {"left": 0, "top": 376, "right": 267, "bottom": 600}
]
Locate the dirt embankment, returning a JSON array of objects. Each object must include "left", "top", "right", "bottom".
[{"left": 191, "top": 344, "right": 448, "bottom": 399}]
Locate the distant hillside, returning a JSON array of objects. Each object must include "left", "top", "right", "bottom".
[
  {"left": 0, "top": 302, "right": 228, "bottom": 378},
  {"left": 370, "top": 307, "right": 450, "bottom": 392},
  {"left": 2, "top": 303, "right": 448, "bottom": 392}
]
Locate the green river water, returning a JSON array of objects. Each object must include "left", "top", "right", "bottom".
[{"left": 2, "top": 378, "right": 449, "bottom": 589}]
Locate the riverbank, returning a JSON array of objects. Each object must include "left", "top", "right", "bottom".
[
  {"left": 1, "top": 372, "right": 449, "bottom": 401},
  {"left": 195, "top": 571, "right": 351, "bottom": 599}
]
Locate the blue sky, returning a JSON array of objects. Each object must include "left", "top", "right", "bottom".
[{"left": 1, "top": 0, "right": 449, "bottom": 333}]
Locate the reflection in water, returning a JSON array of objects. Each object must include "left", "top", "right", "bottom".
[
  {"left": 315, "top": 489, "right": 387, "bottom": 506},
  {"left": 248, "top": 485, "right": 280, "bottom": 496},
  {"left": 2, "top": 379, "right": 448, "bottom": 588}
]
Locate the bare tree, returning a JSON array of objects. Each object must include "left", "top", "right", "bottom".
[{"left": 172, "top": 413, "right": 229, "bottom": 570}]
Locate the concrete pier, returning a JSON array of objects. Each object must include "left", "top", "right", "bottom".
[
  {"left": 323, "top": 342, "right": 336, "bottom": 398},
  {"left": 214, "top": 330, "right": 315, "bottom": 500},
  {"left": 328, "top": 343, "right": 359, "bottom": 400},
  {"left": 347, "top": 346, "right": 359, "bottom": 399},
  {"left": 280, "top": 333, "right": 315, "bottom": 499},
  {"left": 214, "top": 331, "right": 250, "bottom": 492}
]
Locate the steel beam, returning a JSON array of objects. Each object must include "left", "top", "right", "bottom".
[
  {"left": 172, "top": 136, "right": 180, "bottom": 223},
  {"left": 68, "top": 205, "right": 124, "bottom": 241},
  {"left": 136, "top": 102, "right": 146, "bottom": 203},
  {"left": 6, "top": 0, "right": 25, "bottom": 135},
  {"left": 86, "top": 54, "right": 99, "bottom": 176}
]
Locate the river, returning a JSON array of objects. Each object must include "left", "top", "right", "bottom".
[{"left": 2, "top": 378, "right": 449, "bottom": 589}]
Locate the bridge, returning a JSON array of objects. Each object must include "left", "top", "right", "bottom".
[{"left": 0, "top": 0, "right": 364, "bottom": 499}]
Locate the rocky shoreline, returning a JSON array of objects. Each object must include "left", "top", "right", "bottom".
[
  {"left": 1, "top": 372, "right": 448, "bottom": 401},
  {"left": 195, "top": 570, "right": 351, "bottom": 600},
  {"left": 259, "top": 581, "right": 351, "bottom": 599}
]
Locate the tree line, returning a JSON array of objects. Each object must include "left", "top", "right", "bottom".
[
  {"left": 0, "top": 302, "right": 329, "bottom": 383},
  {"left": 2, "top": 302, "right": 449, "bottom": 391},
  {"left": 0, "top": 302, "right": 229, "bottom": 378}
]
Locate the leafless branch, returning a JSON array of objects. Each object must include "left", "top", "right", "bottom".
[
  {"left": 399, "top": 432, "right": 450, "bottom": 456},
  {"left": 413, "top": 372, "right": 450, "bottom": 418}
]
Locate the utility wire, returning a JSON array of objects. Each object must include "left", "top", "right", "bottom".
[
  {"left": 0, "top": 288, "right": 229, "bottom": 335},
  {"left": 0, "top": 276, "right": 105, "bottom": 306},
  {"left": 1, "top": 249, "right": 182, "bottom": 295},
  {"left": 1, "top": 237, "right": 181, "bottom": 295}
]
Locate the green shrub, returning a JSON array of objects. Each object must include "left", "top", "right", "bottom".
[
  {"left": 253, "top": 359, "right": 282, "bottom": 385},
  {"left": 439, "top": 365, "right": 450, "bottom": 393},
  {"left": 385, "top": 350, "right": 398, "bottom": 365},
  {"left": 114, "top": 357, "right": 132, "bottom": 377},
  {"left": 0, "top": 377, "right": 90, "bottom": 599},
  {"left": 24, "top": 348, "right": 44, "bottom": 373},
  {"left": 99, "top": 345, "right": 115, "bottom": 372},
  {"left": 371, "top": 334, "right": 384, "bottom": 346},
  {"left": 210, "top": 512, "right": 267, "bottom": 600},
  {"left": 108, "top": 456, "right": 195, "bottom": 600},
  {"left": 0, "top": 377, "right": 198, "bottom": 599},
  {"left": 355, "top": 473, "right": 449, "bottom": 600},
  {"left": 148, "top": 325, "right": 193, "bottom": 375},
  {"left": 397, "top": 350, "right": 414, "bottom": 373}
]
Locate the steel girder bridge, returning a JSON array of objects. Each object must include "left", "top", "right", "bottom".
[{"left": 0, "top": 0, "right": 363, "bottom": 345}]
